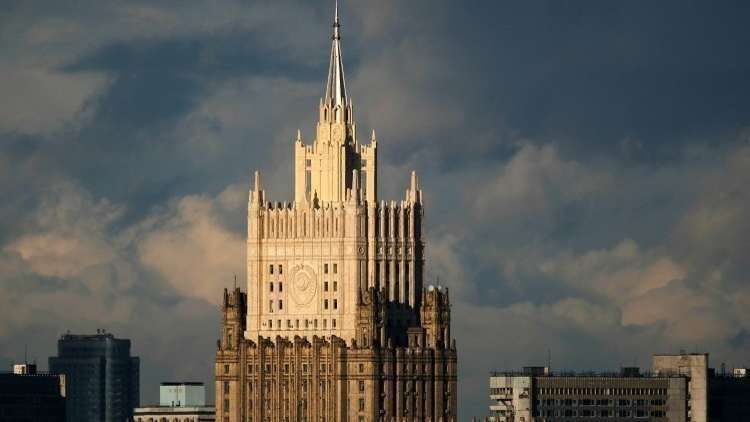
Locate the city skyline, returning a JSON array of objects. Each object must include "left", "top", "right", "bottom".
[{"left": 1, "top": 1, "right": 750, "bottom": 419}]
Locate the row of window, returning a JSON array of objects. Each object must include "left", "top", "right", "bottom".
[
  {"left": 268, "top": 281, "right": 339, "bottom": 294},
  {"left": 537, "top": 398, "right": 666, "bottom": 406},
  {"left": 539, "top": 387, "right": 668, "bottom": 396},
  {"left": 135, "top": 419, "right": 200, "bottom": 422},
  {"left": 266, "top": 318, "right": 337, "bottom": 329},
  {"left": 247, "top": 363, "right": 333, "bottom": 375},
  {"left": 533, "top": 409, "right": 665, "bottom": 418},
  {"left": 269, "top": 263, "right": 339, "bottom": 275},
  {"left": 269, "top": 297, "right": 338, "bottom": 312}
]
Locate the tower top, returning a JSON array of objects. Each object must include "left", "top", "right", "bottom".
[{"left": 324, "top": 0, "right": 347, "bottom": 108}]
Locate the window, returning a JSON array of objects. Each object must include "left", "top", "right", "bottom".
[
  {"left": 324, "top": 263, "right": 329, "bottom": 274},
  {"left": 269, "top": 282, "right": 273, "bottom": 292},
  {"left": 269, "top": 265, "right": 274, "bottom": 274},
  {"left": 359, "top": 398, "right": 365, "bottom": 411},
  {"left": 359, "top": 380, "right": 365, "bottom": 392},
  {"left": 333, "top": 299, "right": 337, "bottom": 309},
  {"left": 332, "top": 319, "right": 336, "bottom": 328},
  {"left": 279, "top": 265, "right": 283, "bottom": 274},
  {"left": 224, "top": 381, "right": 230, "bottom": 394},
  {"left": 324, "top": 282, "right": 329, "bottom": 292},
  {"left": 333, "top": 281, "right": 338, "bottom": 291},
  {"left": 279, "top": 300, "right": 283, "bottom": 310},
  {"left": 269, "top": 300, "right": 273, "bottom": 312},
  {"left": 224, "top": 364, "right": 229, "bottom": 374},
  {"left": 324, "top": 299, "right": 329, "bottom": 309},
  {"left": 359, "top": 363, "right": 364, "bottom": 373},
  {"left": 323, "top": 319, "right": 327, "bottom": 328},
  {"left": 333, "top": 263, "right": 338, "bottom": 274},
  {"left": 279, "top": 282, "right": 283, "bottom": 292},
  {"left": 268, "top": 319, "right": 272, "bottom": 328}
]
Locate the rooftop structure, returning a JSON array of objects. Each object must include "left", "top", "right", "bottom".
[{"left": 159, "top": 382, "right": 206, "bottom": 407}]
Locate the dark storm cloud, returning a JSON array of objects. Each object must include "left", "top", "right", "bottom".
[{"left": 2, "top": 1, "right": 750, "bottom": 419}]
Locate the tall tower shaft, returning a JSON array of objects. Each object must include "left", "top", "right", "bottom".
[{"left": 216, "top": 3, "right": 457, "bottom": 421}]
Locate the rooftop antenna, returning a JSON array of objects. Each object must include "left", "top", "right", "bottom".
[
  {"left": 547, "top": 348, "right": 552, "bottom": 372},
  {"left": 234, "top": 274, "right": 237, "bottom": 289}
]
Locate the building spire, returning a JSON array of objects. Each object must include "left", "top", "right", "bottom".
[{"left": 324, "top": 0, "right": 347, "bottom": 108}]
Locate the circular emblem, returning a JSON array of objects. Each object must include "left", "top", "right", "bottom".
[
  {"left": 358, "top": 245, "right": 365, "bottom": 256},
  {"left": 291, "top": 264, "right": 317, "bottom": 307}
]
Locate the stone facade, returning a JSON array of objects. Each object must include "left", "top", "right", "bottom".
[{"left": 215, "top": 3, "right": 457, "bottom": 421}]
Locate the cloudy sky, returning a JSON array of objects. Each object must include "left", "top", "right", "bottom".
[{"left": 2, "top": 0, "right": 750, "bottom": 418}]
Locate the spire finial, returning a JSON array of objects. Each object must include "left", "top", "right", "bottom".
[
  {"left": 324, "top": 0, "right": 347, "bottom": 108},
  {"left": 334, "top": 0, "right": 340, "bottom": 38}
]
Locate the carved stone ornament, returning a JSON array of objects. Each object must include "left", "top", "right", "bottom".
[{"left": 291, "top": 264, "right": 317, "bottom": 307}]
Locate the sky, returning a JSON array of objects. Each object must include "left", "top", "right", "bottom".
[{"left": 1, "top": 0, "right": 750, "bottom": 418}]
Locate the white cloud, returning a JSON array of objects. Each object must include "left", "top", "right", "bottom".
[
  {"left": 136, "top": 186, "right": 245, "bottom": 304},
  {"left": 540, "top": 239, "right": 686, "bottom": 305},
  {"left": 4, "top": 182, "right": 123, "bottom": 278},
  {"left": 473, "top": 143, "right": 610, "bottom": 221}
]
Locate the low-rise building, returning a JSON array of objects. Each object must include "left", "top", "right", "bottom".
[
  {"left": 133, "top": 382, "right": 214, "bottom": 422},
  {"left": 489, "top": 353, "right": 750, "bottom": 422},
  {"left": 488, "top": 353, "right": 710, "bottom": 422}
]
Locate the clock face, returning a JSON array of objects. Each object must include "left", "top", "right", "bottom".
[{"left": 291, "top": 264, "right": 317, "bottom": 307}]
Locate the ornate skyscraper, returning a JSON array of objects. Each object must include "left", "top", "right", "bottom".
[{"left": 215, "top": 3, "right": 457, "bottom": 421}]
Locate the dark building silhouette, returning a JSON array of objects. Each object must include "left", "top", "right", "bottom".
[
  {"left": 708, "top": 368, "right": 750, "bottom": 422},
  {"left": 0, "top": 363, "right": 66, "bottom": 421},
  {"left": 49, "top": 331, "right": 139, "bottom": 422}
]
